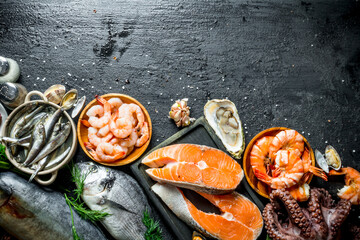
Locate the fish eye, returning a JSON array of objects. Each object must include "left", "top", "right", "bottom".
[{"left": 89, "top": 166, "right": 98, "bottom": 173}]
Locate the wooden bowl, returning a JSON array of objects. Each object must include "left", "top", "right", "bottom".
[
  {"left": 77, "top": 93, "right": 152, "bottom": 166},
  {"left": 243, "top": 127, "right": 315, "bottom": 199}
]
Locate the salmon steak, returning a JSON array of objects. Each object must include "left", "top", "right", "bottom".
[
  {"left": 152, "top": 183, "right": 263, "bottom": 240},
  {"left": 142, "top": 144, "right": 243, "bottom": 194}
]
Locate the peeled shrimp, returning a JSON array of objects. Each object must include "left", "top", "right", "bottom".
[
  {"left": 95, "top": 142, "right": 127, "bottom": 162},
  {"left": 86, "top": 105, "right": 104, "bottom": 118},
  {"left": 98, "top": 125, "right": 110, "bottom": 137},
  {"left": 110, "top": 114, "right": 133, "bottom": 138},
  {"left": 329, "top": 167, "right": 360, "bottom": 205},
  {"left": 88, "top": 96, "right": 112, "bottom": 128},
  {"left": 119, "top": 130, "right": 138, "bottom": 148},
  {"left": 88, "top": 127, "right": 113, "bottom": 147},
  {"left": 135, "top": 122, "right": 149, "bottom": 147},
  {"left": 108, "top": 97, "right": 123, "bottom": 113},
  {"left": 269, "top": 130, "right": 304, "bottom": 159}
]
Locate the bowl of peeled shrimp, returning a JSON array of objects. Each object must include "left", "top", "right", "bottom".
[
  {"left": 243, "top": 127, "right": 327, "bottom": 200},
  {"left": 77, "top": 94, "right": 152, "bottom": 166}
]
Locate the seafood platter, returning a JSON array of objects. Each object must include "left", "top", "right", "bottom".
[{"left": 0, "top": 80, "right": 359, "bottom": 240}]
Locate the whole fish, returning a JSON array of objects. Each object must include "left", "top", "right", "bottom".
[
  {"left": 44, "top": 108, "right": 64, "bottom": 141},
  {"left": 1, "top": 135, "right": 31, "bottom": 147},
  {"left": 0, "top": 171, "right": 106, "bottom": 240},
  {"left": 12, "top": 105, "right": 45, "bottom": 137},
  {"left": 15, "top": 112, "right": 47, "bottom": 138},
  {"left": 27, "top": 122, "right": 71, "bottom": 166},
  {"left": 76, "top": 162, "right": 174, "bottom": 240},
  {"left": 22, "top": 122, "right": 46, "bottom": 166}
]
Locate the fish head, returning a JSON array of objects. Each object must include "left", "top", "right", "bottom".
[{"left": 76, "top": 162, "right": 115, "bottom": 197}]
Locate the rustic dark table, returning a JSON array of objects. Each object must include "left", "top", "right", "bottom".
[{"left": 1, "top": 0, "right": 359, "bottom": 239}]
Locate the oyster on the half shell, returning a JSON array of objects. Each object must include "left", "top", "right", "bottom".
[{"left": 204, "top": 99, "right": 245, "bottom": 159}]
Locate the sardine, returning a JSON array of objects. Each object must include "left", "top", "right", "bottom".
[
  {"left": 22, "top": 122, "right": 46, "bottom": 166},
  {"left": 15, "top": 112, "right": 47, "bottom": 138},
  {"left": 44, "top": 146, "right": 71, "bottom": 170},
  {"left": 76, "top": 162, "right": 174, "bottom": 240},
  {"left": 0, "top": 171, "right": 106, "bottom": 240},
  {"left": 12, "top": 105, "right": 45, "bottom": 136},
  {"left": 44, "top": 108, "right": 64, "bottom": 141},
  {"left": 28, "top": 122, "right": 71, "bottom": 166}
]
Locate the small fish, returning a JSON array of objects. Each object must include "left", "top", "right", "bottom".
[
  {"left": 22, "top": 122, "right": 46, "bottom": 166},
  {"left": 0, "top": 171, "right": 106, "bottom": 240},
  {"left": 1, "top": 135, "right": 31, "bottom": 147},
  {"left": 43, "top": 108, "right": 64, "bottom": 141},
  {"left": 76, "top": 162, "right": 174, "bottom": 240},
  {"left": 15, "top": 112, "right": 47, "bottom": 138},
  {"left": 27, "top": 122, "right": 71, "bottom": 166}
]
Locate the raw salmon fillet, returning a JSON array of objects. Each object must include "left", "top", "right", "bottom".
[
  {"left": 152, "top": 183, "right": 263, "bottom": 240},
  {"left": 142, "top": 144, "right": 244, "bottom": 194}
]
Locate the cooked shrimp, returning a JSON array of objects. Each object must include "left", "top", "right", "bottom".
[
  {"left": 88, "top": 95, "right": 112, "bottom": 128},
  {"left": 287, "top": 183, "right": 310, "bottom": 202},
  {"left": 120, "top": 130, "right": 138, "bottom": 148},
  {"left": 86, "top": 105, "right": 104, "bottom": 118},
  {"left": 301, "top": 148, "right": 328, "bottom": 181},
  {"left": 329, "top": 167, "right": 360, "bottom": 205},
  {"left": 269, "top": 130, "right": 304, "bottom": 159},
  {"left": 119, "top": 103, "right": 144, "bottom": 128},
  {"left": 135, "top": 122, "right": 149, "bottom": 147},
  {"left": 88, "top": 127, "right": 113, "bottom": 147},
  {"left": 95, "top": 142, "right": 127, "bottom": 162},
  {"left": 98, "top": 125, "right": 110, "bottom": 137},
  {"left": 109, "top": 113, "right": 133, "bottom": 138},
  {"left": 254, "top": 149, "right": 304, "bottom": 189},
  {"left": 250, "top": 136, "right": 274, "bottom": 177},
  {"left": 108, "top": 97, "right": 123, "bottom": 113}
]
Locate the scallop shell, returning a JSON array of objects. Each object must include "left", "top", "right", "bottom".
[
  {"left": 44, "top": 85, "right": 66, "bottom": 104},
  {"left": 325, "top": 145, "right": 342, "bottom": 170},
  {"left": 71, "top": 96, "right": 86, "bottom": 118},
  {"left": 60, "top": 89, "right": 78, "bottom": 110},
  {"left": 204, "top": 99, "right": 245, "bottom": 159},
  {"left": 315, "top": 149, "right": 329, "bottom": 173}
]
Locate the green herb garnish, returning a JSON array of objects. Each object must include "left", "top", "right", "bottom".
[
  {"left": 0, "top": 144, "right": 24, "bottom": 175},
  {"left": 266, "top": 235, "right": 272, "bottom": 240},
  {"left": 65, "top": 193, "right": 83, "bottom": 240},
  {"left": 143, "top": 209, "right": 163, "bottom": 240}
]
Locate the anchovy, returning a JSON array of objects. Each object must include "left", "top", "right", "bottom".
[
  {"left": 12, "top": 105, "right": 45, "bottom": 137},
  {"left": 44, "top": 108, "right": 64, "bottom": 141},
  {"left": 22, "top": 122, "right": 46, "bottom": 166},
  {"left": 0, "top": 171, "right": 106, "bottom": 240},
  {"left": 76, "top": 162, "right": 174, "bottom": 240},
  {"left": 1, "top": 135, "right": 31, "bottom": 147},
  {"left": 28, "top": 123, "right": 71, "bottom": 166},
  {"left": 16, "top": 112, "right": 47, "bottom": 138}
]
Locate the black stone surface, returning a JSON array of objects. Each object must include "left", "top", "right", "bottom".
[{"left": 1, "top": 0, "right": 360, "bottom": 239}]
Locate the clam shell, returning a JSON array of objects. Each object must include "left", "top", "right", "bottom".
[
  {"left": 60, "top": 89, "right": 78, "bottom": 110},
  {"left": 315, "top": 149, "right": 329, "bottom": 173},
  {"left": 44, "top": 85, "right": 66, "bottom": 104},
  {"left": 204, "top": 99, "right": 245, "bottom": 159},
  {"left": 71, "top": 96, "right": 86, "bottom": 118},
  {"left": 325, "top": 145, "right": 342, "bottom": 170}
]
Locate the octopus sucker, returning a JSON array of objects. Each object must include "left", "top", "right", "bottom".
[{"left": 263, "top": 188, "right": 351, "bottom": 240}]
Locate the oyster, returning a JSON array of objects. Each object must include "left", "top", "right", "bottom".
[
  {"left": 325, "top": 145, "right": 342, "bottom": 170},
  {"left": 315, "top": 149, "right": 329, "bottom": 173},
  {"left": 60, "top": 89, "right": 78, "bottom": 110},
  {"left": 44, "top": 84, "right": 65, "bottom": 104},
  {"left": 204, "top": 99, "right": 245, "bottom": 159}
]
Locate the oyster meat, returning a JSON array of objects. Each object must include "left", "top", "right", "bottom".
[{"left": 204, "top": 99, "right": 245, "bottom": 159}]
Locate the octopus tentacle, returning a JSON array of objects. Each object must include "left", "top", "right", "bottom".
[
  {"left": 327, "top": 199, "right": 351, "bottom": 240},
  {"left": 308, "top": 188, "right": 329, "bottom": 238},
  {"left": 269, "top": 189, "right": 314, "bottom": 239}
]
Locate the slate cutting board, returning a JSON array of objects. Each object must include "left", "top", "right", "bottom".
[{"left": 131, "top": 117, "right": 265, "bottom": 240}]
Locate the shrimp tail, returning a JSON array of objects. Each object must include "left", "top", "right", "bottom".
[
  {"left": 309, "top": 166, "right": 328, "bottom": 181},
  {"left": 81, "top": 119, "right": 92, "bottom": 128},
  {"left": 253, "top": 168, "right": 271, "bottom": 184},
  {"left": 84, "top": 141, "right": 95, "bottom": 150},
  {"left": 329, "top": 168, "right": 347, "bottom": 176}
]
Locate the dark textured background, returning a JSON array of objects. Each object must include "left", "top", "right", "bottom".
[{"left": 1, "top": 0, "right": 360, "bottom": 239}]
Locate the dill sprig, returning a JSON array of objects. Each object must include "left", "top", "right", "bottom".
[
  {"left": 65, "top": 193, "right": 83, "bottom": 240},
  {"left": 70, "top": 164, "right": 90, "bottom": 201},
  {"left": 142, "top": 209, "right": 163, "bottom": 240}
]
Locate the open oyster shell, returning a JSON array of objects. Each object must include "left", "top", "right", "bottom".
[
  {"left": 204, "top": 99, "right": 245, "bottom": 159},
  {"left": 325, "top": 145, "right": 342, "bottom": 170}
]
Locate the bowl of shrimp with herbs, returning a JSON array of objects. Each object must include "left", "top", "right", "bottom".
[
  {"left": 77, "top": 93, "right": 152, "bottom": 166},
  {"left": 243, "top": 127, "right": 328, "bottom": 200}
]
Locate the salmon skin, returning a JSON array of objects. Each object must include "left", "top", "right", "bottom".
[
  {"left": 152, "top": 183, "right": 263, "bottom": 240},
  {"left": 142, "top": 144, "right": 244, "bottom": 194}
]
